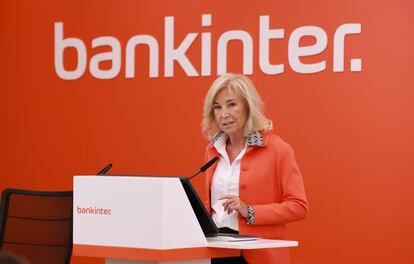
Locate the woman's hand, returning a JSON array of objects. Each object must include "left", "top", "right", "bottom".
[{"left": 220, "top": 195, "right": 248, "bottom": 218}]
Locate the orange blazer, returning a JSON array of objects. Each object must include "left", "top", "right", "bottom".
[{"left": 204, "top": 132, "right": 308, "bottom": 264}]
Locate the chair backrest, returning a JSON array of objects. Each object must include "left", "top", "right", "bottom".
[{"left": 0, "top": 188, "right": 73, "bottom": 264}]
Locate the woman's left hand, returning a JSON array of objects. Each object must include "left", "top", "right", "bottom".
[{"left": 220, "top": 195, "right": 248, "bottom": 218}]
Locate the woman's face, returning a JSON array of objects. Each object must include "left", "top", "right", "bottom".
[{"left": 213, "top": 88, "right": 248, "bottom": 139}]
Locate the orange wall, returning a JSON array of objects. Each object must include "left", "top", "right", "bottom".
[{"left": 1, "top": 1, "right": 413, "bottom": 264}]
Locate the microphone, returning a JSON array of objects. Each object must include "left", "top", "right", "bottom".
[
  {"left": 187, "top": 156, "right": 219, "bottom": 181},
  {"left": 97, "top": 163, "right": 113, "bottom": 175}
]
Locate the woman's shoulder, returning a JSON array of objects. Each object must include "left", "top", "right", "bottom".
[
  {"left": 204, "top": 139, "right": 219, "bottom": 159},
  {"left": 262, "top": 131, "right": 288, "bottom": 145},
  {"left": 261, "top": 131, "right": 293, "bottom": 153}
]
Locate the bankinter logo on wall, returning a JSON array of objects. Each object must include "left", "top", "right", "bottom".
[{"left": 54, "top": 15, "right": 362, "bottom": 80}]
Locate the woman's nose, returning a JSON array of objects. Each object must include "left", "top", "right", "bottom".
[{"left": 221, "top": 108, "right": 229, "bottom": 118}]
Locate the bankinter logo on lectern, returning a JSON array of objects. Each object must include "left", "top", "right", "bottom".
[
  {"left": 76, "top": 206, "right": 112, "bottom": 215},
  {"left": 54, "top": 14, "right": 362, "bottom": 80}
]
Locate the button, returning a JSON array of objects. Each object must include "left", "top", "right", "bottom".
[
  {"left": 240, "top": 184, "right": 247, "bottom": 189},
  {"left": 241, "top": 165, "right": 248, "bottom": 171}
]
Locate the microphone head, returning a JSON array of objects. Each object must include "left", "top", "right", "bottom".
[
  {"left": 200, "top": 156, "right": 219, "bottom": 172},
  {"left": 97, "top": 163, "right": 113, "bottom": 175},
  {"left": 187, "top": 156, "right": 219, "bottom": 181}
]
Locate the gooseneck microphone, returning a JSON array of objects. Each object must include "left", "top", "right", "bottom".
[
  {"left": 187, "top": 156, "right": 219, "bottom": 181},
  {"left": 97, "top": 163, "right": 113, "bottom": 175}
]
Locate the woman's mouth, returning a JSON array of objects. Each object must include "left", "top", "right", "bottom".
[{"left": 222, "top": 121, "right": 234, "bottom": 127}]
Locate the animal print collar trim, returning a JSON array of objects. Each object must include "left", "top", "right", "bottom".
[{"left": 209, "top": 131, "right": 265, "bottom": 147}]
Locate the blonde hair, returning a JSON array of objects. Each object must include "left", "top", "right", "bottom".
[{"left": 201, "top": 73, "right": 273, "bottom": 139}]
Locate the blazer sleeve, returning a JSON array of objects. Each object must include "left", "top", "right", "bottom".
[{"left": 253, "top": 143, "right": 309, "bottom": 225}]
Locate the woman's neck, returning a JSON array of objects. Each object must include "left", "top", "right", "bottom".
[
  {"left": 226, "top": 135, "right": 246, "bottom": 164},
  {"left": 227, "top": 134, "right": 246, "bottom": 149}
]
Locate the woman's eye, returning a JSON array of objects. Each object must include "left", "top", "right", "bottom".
[
  {"left": 228, "top": 102, "right": 236, "bottom": 107},
  {"left": 214, "top": 105, "right": 221, "bottom": 110}
]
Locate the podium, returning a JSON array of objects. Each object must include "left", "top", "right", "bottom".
[{"left": 73, "top": 175, "right": 298, "bottom": 264}]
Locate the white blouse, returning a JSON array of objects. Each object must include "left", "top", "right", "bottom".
[{"left": 211, "top": 134, "right": 247, "bottom": 231}]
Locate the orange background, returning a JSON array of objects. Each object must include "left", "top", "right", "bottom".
[{"left": 1, "top": 0, "right": 413, "bottom": 263}]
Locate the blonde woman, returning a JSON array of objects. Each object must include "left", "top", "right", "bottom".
[{"left": 202, "top": 73, "right": 308, "bottom": 264}]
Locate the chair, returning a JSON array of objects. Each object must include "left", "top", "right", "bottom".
[{"left": 0, "top": 188, "right": 73, "bottom": 264}]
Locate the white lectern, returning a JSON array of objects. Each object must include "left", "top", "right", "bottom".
[{"left": 73, "top": 175, "right": 298, "bottom": 264}]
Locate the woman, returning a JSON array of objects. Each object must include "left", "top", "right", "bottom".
[{"left": 202, "top": 73, "right": 308, "bottom": 264}]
